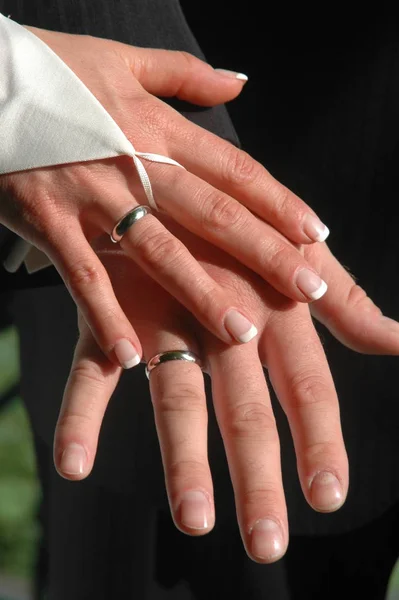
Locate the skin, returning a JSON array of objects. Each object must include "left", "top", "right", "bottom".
[
  {"left": 0, "top": 27, "right": 330, "bottom": 368},
  {"left": 53, "top": 220, "right": 399, "bottom": 563}
]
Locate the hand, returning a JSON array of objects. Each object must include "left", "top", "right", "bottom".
[
  {"left": 52, "top": 225, "right": 399, "bottom": 563},
  {"left": 0, "top": 26, "right": 329, "bottom": 369}
]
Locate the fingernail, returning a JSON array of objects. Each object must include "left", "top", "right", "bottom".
[
  {"left": 60, "top": 443, "right": 86, "bottom": 475},
  {"left": 180, "top": 490, "right": 213, "bottom": 530},
  {"left": 215, "top": 68, "right": 248, "bottom": 82},
  {"left": 250, "top": 519, "right": 285, "bottom": 561},
  {"left": 310, "top": 471, "right": 344, "bottom": 511},
  {"left": 114, "top": 339, "right": 141, "bottom": 369},
  {"left": 224, "top": 310, "right": 258, "bottom": 343},
  {"left": 296, "top": 269, "right": 328, "bottom": 301},
  {"left": 302, "top": 214, "right": 330, "bottom": 242}
]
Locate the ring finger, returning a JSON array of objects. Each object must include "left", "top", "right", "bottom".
[
  {"left": 146, "top": 337, "right": 215, "bottom": 535},
  {"left": 96, "top": 198, "right": 258, "bottom": 345}
]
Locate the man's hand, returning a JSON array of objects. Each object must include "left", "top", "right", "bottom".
[{"left": 51, "top": 225, "right": 399, "bottom": 564}]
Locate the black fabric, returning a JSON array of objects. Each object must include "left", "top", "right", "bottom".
[{"left": 285, "top": 499, "right": 399, "bottom": 600}]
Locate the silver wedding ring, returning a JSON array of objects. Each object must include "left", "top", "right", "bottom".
[
  {"left": 110, "top": 205, "right": 152, "bottom": 244},
  {"left": 145, "top": 350, "right": 203, "bottom": 379}
]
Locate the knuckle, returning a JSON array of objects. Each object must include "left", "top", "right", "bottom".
[
  {"left": 221, "top": 146, "right": 262, "bottom": 187},
  {"left": 57, "top": 410, "right": 93, "bottom": 433},
  {"left": 303, "top": 440, "right": 340, "bottom": 464},
  {"left": 226, "top": 402, "right": 277, "bottom": 440},
  {"left": 269, "top": 183, "right": 291, "bottom": 214},
  {"left": 290, "top": 372, "right": 331, "bottom": 408},
  {"left": 2, "top": 172, "right": 74, "bottom": 245},
  {"left": 167, "top": 459, "right": 209, "bottom": 482},
  {"left": 346, "top": 283, "right": 381, "bottom": 315},
  {"left": 136, "top": 96, "right": 171, "bottom": 139},
  {"left": 155, "top": 382, "right": 205, "bottom": 414},
  {"left": 201, "top": 192, "right": 244, "bottom": 233},
  {"left": 66, "top": 261, "right": 102, "bottom": 296},
  {"left": 264, "top": 179, "right": 302, "bottom": 225},
  {"left": 135, "top": 229, "right": 185, "bottom": 272},
  {"left": 70, "top": 361, "right": 107, "bottom": 390},
  {"left": 57, "top": 365, "right": 106, "bottom": 432},
  {"left": 195, "top": 283, "right": 221, "bottom": 318},
  {"left": 242, "top": 487, "right": 282, "bottom": 511},
  {"left": 138, "top": 96, "right": 164, "bottom": 127},
  {"left": 176, "top": 50, "right": 196, "bottom": 71},
  {"left": 263, "top": 242, "right": 292, "bottom": 274},
  {"left": 17, "top": 183, "right": 61, "bottom": 242},
  {"left": 162, "top": 51, "right": 197, "bottom": 100},
  {"left": 347, "top": 283, "right": 367, "bottom": 308},
  {"left": 274, "top": 186, "right": 304, "bottom": 226}
]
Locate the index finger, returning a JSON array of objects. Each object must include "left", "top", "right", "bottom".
[
  {"left": 168, "top": 116, "right": 330, "bottom": 245},
  {"left": 262, "top": 304, "right": 349, "bottom": 513}
]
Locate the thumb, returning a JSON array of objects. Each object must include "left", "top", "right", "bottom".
[
  {"left": 122, "top": 47, "right": 248, "bottom": 106},
  {"left": 306, "top": 243, "right": 399, "bottom": 355}
]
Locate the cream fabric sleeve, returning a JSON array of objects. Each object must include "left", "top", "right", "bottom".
[{"left": 0, "top": 12, "right": 182, "bottom": 273}]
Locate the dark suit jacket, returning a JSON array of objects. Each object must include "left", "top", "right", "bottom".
[{"left": 1, "top": 1, "right": 399, "bottom": 589}]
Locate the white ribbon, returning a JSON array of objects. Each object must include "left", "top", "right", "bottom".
[{"left": 0, "top": 12, "right": 183, "bottom": 272}]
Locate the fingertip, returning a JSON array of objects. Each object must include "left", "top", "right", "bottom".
[
  {"left": 113, "top": 338, "right": 142, "bottom": 369},
  {"left": 180, "top": 66, "right": 248, "bottom": 106},
  {"left": 248, "top": 518, "right": 287, "bottom": 564},
  {"left": 309, "top": 471, "right": 345, "bottom": 513},
  {"left": 302, "top": 214, "right": 330, "bottom": 243},
  {"left": 56, "top": 442, "right": 91, "bottom": 480},
  {"left": 310, "top": 279, "right": 328, "bottom": 301},
  {"left": 296, "top": 269, "right": 328, "bottom": 302},
  {"left": 224, "top": 310, "right": 258, "bottom": 344},
  {"left": 214, "top": 68, "right": 249, "bottom": 83},
  {"left": 175, "top": 489, "right": 215, "bottom": 535}
]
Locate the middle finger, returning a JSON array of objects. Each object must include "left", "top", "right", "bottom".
[
  {"left": 146, "top": 336, "right": 215, "bottom": 536},
  {"left": 208, "top": 341, "right": 288, "bottom": 564}
]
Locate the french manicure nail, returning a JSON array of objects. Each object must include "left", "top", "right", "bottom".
[
  {"left": 302, "top": 214, "right": 330, "bottom": 242},
  {"left": 250, "top": 519, "right": 285, "bottom": 561},
  {"left": 224, "top": 310, "right": 258, "bottom": 343},
  {"left": 60, "top": 443, "right": 86, "bottom": 475},
  {"left": 215, "top": 68, "right": 248, "bottom": 82},
  {"left": 310, "top": 471, "right": 344, "bottom": 511},
  {"left": 296, "top": 269, "right": 328, "bottom": 301},
  {"left": 114, "top": 339, "right": 141, "bottom": 369},
  {"left": 180, "top": 490, "right": 213, "bottom": 530}
]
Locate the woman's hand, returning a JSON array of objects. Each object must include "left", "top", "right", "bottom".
[
  {"left": 0, "top": 25, "right": 329, "bottom": 368},
  {"left": 52, "top": 226, "right": 399, "bottom": 564}
]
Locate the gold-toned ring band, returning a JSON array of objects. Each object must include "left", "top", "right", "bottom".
[
  {"left": 110, "top": 205, "right": 152, "bottom": 244},
  {"left": 145, "top": 350, "right": 203, "bottom": 379}
]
